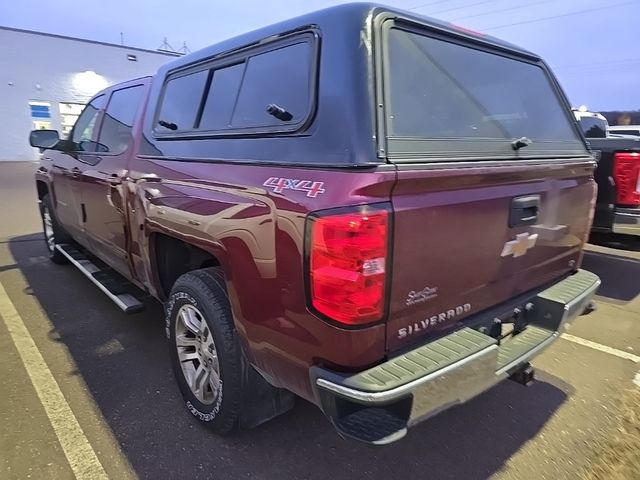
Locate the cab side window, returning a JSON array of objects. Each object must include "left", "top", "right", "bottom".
[
  {"left": 157, "top": 71, "right": 209, "bottom": 132},
  {"left": 231, "top": 42, "right": 311, "bottom": 128},
  {"left": 98, "top": 85, "right": 145, "bottom": 154},
  {"left": 70, "top": 95, "right": 106, "bottom": 152},
  {"left": 155, "top": 33, "right": 315, "bottom": 136}
]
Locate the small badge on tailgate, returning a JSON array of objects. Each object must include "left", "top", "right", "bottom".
[
  {"left": 501, "top": 233, "right": 538, "bottom": 258},
  {"left": 406, "top": 286, "right": 438, "bottom": 306}
]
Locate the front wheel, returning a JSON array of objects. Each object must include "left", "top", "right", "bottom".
[
  {"left": 39, "top": 194, "right": 70, "bottom": 264},
  {"left": 166, "top": 267, "right": 243, "bottom": 434}
]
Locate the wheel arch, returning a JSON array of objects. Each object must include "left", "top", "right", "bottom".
[
  {"left": 36, "top": 179, "right": 49, "bottom": 201},
  {"left": 150, "top": 232, "right": 227, "bottom": 300}
]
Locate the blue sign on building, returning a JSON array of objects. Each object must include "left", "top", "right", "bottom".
[{"left": 30, "top": 104, "right": 51, "bottom": 119}]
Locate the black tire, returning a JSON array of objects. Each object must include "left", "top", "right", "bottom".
[
  {"left": 166, "top": 267, "right": 242, "bottom": 434},
  {"left": 40, "top": 194, "right": 71, "bottom": 264}
]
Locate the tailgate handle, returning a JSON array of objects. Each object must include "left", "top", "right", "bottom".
[{"left": 510, "top": 195, "right": 540, "bottom": 227}]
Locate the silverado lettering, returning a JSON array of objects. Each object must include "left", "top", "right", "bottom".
[{"left": 398, "top": 303, "right": 472, "bottom": 339}]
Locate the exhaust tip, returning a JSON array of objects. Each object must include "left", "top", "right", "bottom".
[
  {"left": 509, "top": 363, "right": 535, "bottom": 386},
  {"left": 581, "top": 301, "right": 597, "bottom": 316}
]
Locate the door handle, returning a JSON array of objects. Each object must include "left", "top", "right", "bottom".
[
  {"left": 135, "top": 174, "right": 162, "bottom": 183},
  {"left": 509, "top": 195, "right": 540, "bottom": 227},
  {"left": 71, "top": 167, "right": 82, "bottom": 178}
]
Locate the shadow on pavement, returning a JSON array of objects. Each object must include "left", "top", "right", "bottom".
[
  {"left": 10, "top": 234, "right": 568, "bottom": 480},
  {"left": 582, "top": 251, "right": 640, "bottom": 302},
  {"left": 589, "top": 233, "right": 640, "bottom": 253}
]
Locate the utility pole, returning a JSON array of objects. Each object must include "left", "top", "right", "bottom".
[
  {"left": 157, "top": 37, "right": 175, "bottom": 53},
  {"left": 178, "top": 41, "right": 191, "bottom": 55}
]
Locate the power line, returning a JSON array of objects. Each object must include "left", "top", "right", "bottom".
[
  {"left": 553, "top": 58, "right": 640, "bottom": 70},
  {"left": 450, "top": 0, "right": 555, "bottom": 22},
  {"left": 481, "top": 0, "right": 637, "bottom": 31},
  {"left": 428, "top": 0, "right": 495, "bottom": 16},
  {"left": 555, "top": 62, "right": 640, "bottom": 76},
  {"left": 408, "top": 0, "right": 453, "bottom": 11},
  {"left": 559, "top": 65, "right": 640, "bottom": 77}
]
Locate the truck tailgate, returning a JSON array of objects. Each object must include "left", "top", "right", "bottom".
[{"left": 386, "top": 160, "right": 596, "bottom": 351}]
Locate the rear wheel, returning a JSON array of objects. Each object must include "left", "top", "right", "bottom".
[
  {"left": 39, "top": 194, "right": 70, "bottom": 264},
  {"left": 166, "top": 267, "right": 242, "bottom": 434}
]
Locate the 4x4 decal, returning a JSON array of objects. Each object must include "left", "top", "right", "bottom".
[{"left": 263, "top": 177, "right": 326, "bottom": 198}]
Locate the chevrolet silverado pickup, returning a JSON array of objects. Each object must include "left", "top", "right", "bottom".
[{"left": 30, "top": 3, "right": 600, "bottom": 444}]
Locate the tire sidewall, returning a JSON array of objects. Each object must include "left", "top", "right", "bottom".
[
  {"left": 40, "top": 195, "right": 69, "bottom": 263},
  {"left": 39, "top": 200, "right": 55, "bottom": 254},
  {"left": 166, "top": 281, "right": 237, "bottom": 429}
]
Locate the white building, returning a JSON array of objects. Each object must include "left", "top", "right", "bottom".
[{"left": 0, "top": 26, "right": 178, "bottom": 161}]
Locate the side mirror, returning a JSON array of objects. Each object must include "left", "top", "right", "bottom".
[{"left": 29, "top": 129, "right": 60, "bottom": 149}]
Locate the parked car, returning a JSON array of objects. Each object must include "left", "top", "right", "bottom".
[{"left": 29, "top": 3, "right": 600, "bottom": 444}]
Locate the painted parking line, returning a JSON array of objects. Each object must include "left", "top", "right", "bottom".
[
  {"left": 0, "top": 281, "right": 108, "bottom": 480},
  {"left": 561, "top": 333, "right": 640, "bottom": 363}
]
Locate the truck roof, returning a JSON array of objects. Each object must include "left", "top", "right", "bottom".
[{"left": 157, "top": 2, "right": 539, "bottom": 77}]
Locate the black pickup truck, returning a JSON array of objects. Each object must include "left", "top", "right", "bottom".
[
  {"left": 575, "top": 110, "right": 640, "bottom": 237},
  {"left": 590, "top": 137, "right": 640, "bottom": 237}
]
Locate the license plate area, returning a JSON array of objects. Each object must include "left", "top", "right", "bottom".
[{"left": 469, "top": 303, "right": 532, "bottom": 344}]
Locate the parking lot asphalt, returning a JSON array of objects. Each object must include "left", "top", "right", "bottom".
[{"left": 1, "top": 161, "right": 639, "bottom": 480}]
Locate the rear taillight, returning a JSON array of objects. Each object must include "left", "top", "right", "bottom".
[
  {"left": 307, "top": 205, "right": 389, "bottom": 326},
  {"left": 613, "top": 152, "right": 640, "bottom": 206}
]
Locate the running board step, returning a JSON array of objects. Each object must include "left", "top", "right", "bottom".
[
  {"left": 55, "top": 244, "right": 145, "bottom": 314},
  {"left": 334, "top": 407, "right": 407, "bottom": 445}
]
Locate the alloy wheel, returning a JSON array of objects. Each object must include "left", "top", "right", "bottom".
[{"left": 175, "top": 304, "right": 221, "bottom": 405}]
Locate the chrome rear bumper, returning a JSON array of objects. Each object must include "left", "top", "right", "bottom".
[{"left": 313, "top": 269, "right": 601, "bottom": 444}]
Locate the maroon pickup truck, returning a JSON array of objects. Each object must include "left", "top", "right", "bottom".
[{"left": 30, "top": 3, "right": 600, "bottom": 444}]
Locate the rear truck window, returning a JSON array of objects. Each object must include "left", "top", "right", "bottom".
[
  {"left": 383, "top": 27, "right": 587, "bottom": 159},
  {"left": 578, "top": 117, "right": 608, "bottom": 138}
]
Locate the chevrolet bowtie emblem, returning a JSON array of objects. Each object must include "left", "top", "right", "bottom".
[{"left": 501, "top": 233, "right": 538, "bottom": 258}]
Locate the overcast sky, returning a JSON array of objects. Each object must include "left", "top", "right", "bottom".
[{"left": 1, "top": 0, "right": 637, "bottom": 111}]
